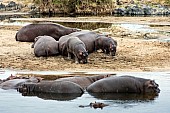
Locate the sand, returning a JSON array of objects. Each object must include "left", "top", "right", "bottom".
[{"left": 0, "top": 16, "right": 170, "bottom": 72}]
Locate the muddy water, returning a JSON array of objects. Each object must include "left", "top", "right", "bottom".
[{"left": 0, "top": 70, "right": 170, "bottom": 113}]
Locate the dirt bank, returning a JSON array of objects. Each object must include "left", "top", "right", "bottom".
[{"left": 0, "top": 17, "right": 170, "bottom": 72}]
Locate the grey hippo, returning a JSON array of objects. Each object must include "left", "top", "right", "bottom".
[
  {"left": 31, "top": 36, "right": 59, "bottom": 57},
  {"left": 18, "top": 80, "right": 84, "bottom": 94},
  {"left": 66, "top": 36, "right": 88, "bottom": 64},
  {"left": 87, "top": 75, "right": 160, "bottom": 94},
  {"left": 58, "top": 30, "right": 117, "bottom": 56},
  {"left": 15, "top": 23, "right": 80, "bottom": 42},
  {"left": 95, "top": 36, "right": 117, "bottom": 56},
  {"left": 58, "top": 30, "right": 99, "bottom": 56},
  {"left": 0, "top": 77, "right": 40, "bottom": 90},
  {"left": 55, "top": 74, "right": 112, "bottom": 89}
]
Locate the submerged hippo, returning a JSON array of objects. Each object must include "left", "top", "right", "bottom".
[
  {"left": 67, "top": 36, "right": 88, "bottom": 64},
  {"left": 79, "top": 101, "right": 109, "bottom": 109},
  {"left": 95, "top": 36, "right": 117, "bottom": 56},
  {"left": 0, "top": 77, "right": 40, "bottom": 90},
  {"left": 18, "top": 81, "right": 84, "bottom": 94},
  {"left": 55, "top": 74, "right": 112, "bottom": 89},
  {"left": 87, "top": 76, "right": 160, "bottom": 94},
  {"left": 31, "top": 36, "right": 59, "bottom": 57},
  {"left": 15, "top": 23, "right": 80, "bottom": 42}
]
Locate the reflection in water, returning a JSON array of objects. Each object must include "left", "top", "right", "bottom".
[
  {"left": 89, "top": 93, "right": 158, "bottom": 101},
  {"left": 57, "top": 22, "right": 112, "bottom": 30},
  {"left": 21, "top": 92, "right": 83, "bottom": 101}
]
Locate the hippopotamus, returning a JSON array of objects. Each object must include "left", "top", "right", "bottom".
[
  {"left": 67, "top": 36, "right": 88, "bottom": 64},
  {"left": 0, "top": 77, "right": 40, "bottom": 90},
  {"left": 31, "top": 36, "right": 59, "bottom": 57},
  {"left": 95, "top": 36, "right": 117, "bottom": 56},
  {"left": 55, "top": 74, "right": 112, "bottom": 89},
  {"left": 87, "top": 75, "right": 160, "bottom": 94},
  {"left": 15, "top": 23, "right": 80, "bottom": 42},
  {"left": 79, "top": 101, "right": 109, "bottom": 109},
  {"left": 18, "top": 80, "right": 84, "bottom": 94},
  {"left": 58, "top": 30, "right": 98, "bottom": 56}
]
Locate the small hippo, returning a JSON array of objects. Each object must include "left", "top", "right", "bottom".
[
  {"left": 55, "top": 74, "right": 112, "bottom": 89},
  {"left": 31, "top": 36, "right": 59, "bottom": 57},
  {"left": 67, "top": 36, "right": 88, "bottom": 64},
  {"left": 15, "top": 23, "right": 80, "bottom": 42},
  {"left": 18, "top": 81, "right": 84, "bottom": 94},
  {"left": 95, "top": 36, "right": 117, "bottom": 56},
  {"left": 87, "top": 76, "right": 160, "bottom": 94}
]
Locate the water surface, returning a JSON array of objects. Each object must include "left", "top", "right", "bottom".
[{"left": 0, "top": 70, "right": 169, "bottom": 113}]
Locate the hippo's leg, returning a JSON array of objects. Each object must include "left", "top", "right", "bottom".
[
  {"left": 75, "top": 56, "right": 79, "bottom": 64},
  {"left": 68, "top": 52, "right": 72, "bottom": 59}
]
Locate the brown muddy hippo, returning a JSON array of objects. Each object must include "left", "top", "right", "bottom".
[
  {"left": 18, "top": 81, "right": 84, "bottom": 94},
  {"left": 87, "top": 76, "right": 160, "bottom": 94},
  {"left": 31, "top": 36, "right": 59, "bottom": 57},
  {"left": 95, "top": 36, "right": 117, "bottom": 56},
  {"left": 79, "top": 101, "right": 109, "bottom": 109},
  {"left": 0, "top": 77, "right": 40, "bottom": 90},
  {"left": 67, "top": 36, "right": 88, "bottom": 64},
  {"left": 55, "top": 74, "right": 112, "bottom": 89},
  {"left": 58, "top": 30, "right": 98, "bottom": 56},
  {"left": 15, "top": 23, "right": 80, "bottom": 42}
]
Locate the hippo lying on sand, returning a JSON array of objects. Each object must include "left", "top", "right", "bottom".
[
  {"left": 55, "top": 74, "right": 112, "bottom": 89},
  {"left": 87, "top": 75, "right": 160, "bottom": 94},
  {"left": 18, "top": 81, "right": 84, "bottom": 94},
  {"left": 15, "top": 23, "right": 80, "bottom": 42},
  {"left": 67, "top": 36, "right": 88, "bottom": 64},
  {"left": 31, "top": 36, "right": 59, "bottom": 57}
]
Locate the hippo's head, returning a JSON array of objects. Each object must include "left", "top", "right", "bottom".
[
  {"left": 78, "top": 51, "right": 88, "bottom": 64},
  {"left": 31, "top": 36, "right": 42, "bottom": 48},
  {"left": 109, "top": 38, "right": 117, "bottom": 56},
  {"left": 144, "top": 80, "right": 160, "bottom": 94}
]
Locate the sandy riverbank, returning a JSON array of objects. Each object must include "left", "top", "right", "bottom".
[{"left": 0, "top": 16, "right": 170, "bottom": 72}]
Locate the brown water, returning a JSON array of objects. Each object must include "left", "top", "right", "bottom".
[{"left": 0, "top": 70, "right": 170, "bottom": 113}]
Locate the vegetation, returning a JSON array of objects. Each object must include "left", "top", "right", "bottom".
[{"left": 31, "top": 0, "right": 170, "bottom": 14}]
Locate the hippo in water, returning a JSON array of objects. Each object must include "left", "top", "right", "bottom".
[
  {"left": 0, "top": 77, "right": 40, "bottom": 90},
  {"left": 55, "top": 74, "right": 112, "bottom": 89},
  {"left": 66, "top": 36, "right": 88, "bottom": 64},
  {"left": 18, "top": 81, "right": 84, "bottom": 94},
  {"left": 87, "top": 75, "right": 160, "bottom": 94},
  {"left": 95, "top": 36, "right": 117, "bottom": 56},
  {"left": 79, "top": 101, "right": 109, "bottom": 109},
  {"left": 31, "top": 36, "right": 59, "bottom": 57},
  {"left": 15, "top": 23, "right": 80, "bottom": 42}
]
